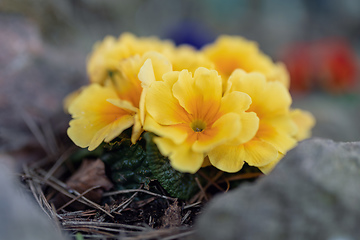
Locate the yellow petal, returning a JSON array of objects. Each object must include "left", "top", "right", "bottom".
[
  {"left": 139, "top": 58, "right": 157, "bottom": 89},
  {"left": 106, "top": 99, "right": 138, "bottom": 113},
  {"left": 131, "top": 113, "right": 143, "bottom": 144},
  {"left": 227, "top": 70, "right": 267, "bottom": 102},
  {"left": 230, "top": 112, "right": 259, "bottom": 145},
  {"left": 257, "top": 122, "right": 297, "bottom": 154},
  {"left": 261, "top": 115, "right": 298, "bottom": 136},
  {"left": 138, "top": 61, "right": 153, "bottom": 126},
  {"left": 208, "top": 145, "right": 245, "bottom": 173},
  {"left": 138, "top": 53, "right": 173, "bottom": 125},
  {"left": 220, "top": 91, "right": 252, "bottom": 114},
  {"left": 192, "top": 112, "right": 241, "bottom": 152},
  {"left": 172, "top": 68, "right": 222, "bottom": 121},
  {"left": 267, "top": 62, "right": 290, "bottom": 88},
  {"left": 259, "top": 81, "right": 292, "bottom": 116},
  {"left": 63, "top": 88, "right": 83, "bottom": 114},
  {"left": 172, "top": 70, "right": 198, "bottom": 114},
  {"left": 193, "top": 68, "right": 222, "bottom": 108},
  {"left": 88, "top": 115, "right": 134, "bottom": 150},
  {"left": 217, "top": 90, "right": 260, "bottom": 145},
  {"left": 290, "top": 109, "right": 316, "bottom": 141},
  {"left": 143, "top": 115, "right": 188, "bottom": 145},
  {"left": 241, "top": 139, "right": 278, "bottom": 167},
  {"left": 258, "top": 152, "right": 284, "bottom": 174},
  {"left": 166, "top": 45, "right": 214, "bottom": 73},
  {"left": 145, "top": 79, "right": 190, "bottom": 125},
  {"left": 67, "top": 84, "right": 134, "bottom": 150},
  {"left": 142, "top": 51, "right": 172, "bottom": 81},
  {"left": 154, "top": 137, "right": 204, "bottom": 173}
]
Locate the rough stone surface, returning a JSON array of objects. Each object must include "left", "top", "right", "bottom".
[
  {"left": 0, "top": 161, "right": 68, "bottom": 240},
  {"left": 195, "top": 138, "right": 360, "bottom": 240}
]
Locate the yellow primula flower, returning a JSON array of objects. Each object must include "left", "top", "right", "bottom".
[
  {"left": 163, "top": 44, "right": 215, "bottom": 73},
  {"left": 208, "top": 70, "right": 297, "bottom": 173},
  {"left": 290, "top": 108, "right": 316, "bottom": 141},
  {"left": 87, "top": 32, "right": 174, "bottom": 84},
  {"left": 67, "top": 84, "right": 136, "bottom": 151},
  {"left": 67, "top": 52, "right": 172, "bottom": 150},
  {"left": 202, "top": 35, "right": 290, "bottom": 89},
  {"left": 142, "top": 67, "right": 259, "bottom": 173}
]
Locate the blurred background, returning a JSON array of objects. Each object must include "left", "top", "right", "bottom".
[{"left": 1, "top": 0, "right": 360, "bottom": 158}]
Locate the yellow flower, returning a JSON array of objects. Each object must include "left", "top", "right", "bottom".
[
  {"left": 290, "top": 109, "right": 316, "bottom": 141},
  {"left": 142, "top": 67, "right": 259, "bottom": 173},
  {"left": 163, "top": 45, "right": 214, "bottom": 73},
  {"left": 87, "top": 33, "right": 174, "bottom": 84},
  {"left": 67, "top": 84, "right": 136, "bottom": 151},
  {"left": 208, "top": 70, "right": 297, "bottom": 173},
  {"left": 67, "top": 52, "right": 172, "bottom": 150},
  {"left": 202, "top": 35, "right": 290, "bottom": 89}
]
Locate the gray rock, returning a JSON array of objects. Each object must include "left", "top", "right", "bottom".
[
  {"left": 0, "top": 161, "right": 69, "bottom": 240},
  {"left": 195, "top": 138, "right": 360, "bottom": 240}
]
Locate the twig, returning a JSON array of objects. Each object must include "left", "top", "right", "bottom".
[
  {"left": 195, "top": 177, "right": 208, "bottom": 201},
  {"left": 199, "top": 170, "right": 224, "bottom": 192},
  {"left": 181, "top": 210, "right": 191, "bottom": 224},
  {"left": 112, "top": 192, "right": 138, "bottom": 214},
  {"left": 183, "top": 201, "right": 202, "bottom": 210},
  {"left": 35, "top": 169, "right": 114, "bottom": 218},
  {"left": 57, "top": 185, "right": 102, "bottom": 212},
  {"left": 103, "top": 189, "right": 177, "bottom": 201},
  {"left": 61, "top": 221, "right": 146, "bottom": 231}
]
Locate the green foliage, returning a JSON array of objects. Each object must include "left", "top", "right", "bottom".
[
  {"left": 100, "top": 132, "right": 201, "bottom": 200},
  {"left": 143, "top": 132, "right": 201, "bottom": 200},
  {"left": 101, "top": 138, "right": 152, "bottom": 190}
]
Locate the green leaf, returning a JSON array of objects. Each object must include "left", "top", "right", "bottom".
[
  {"left": 101, "top": 138, "right": 152, "bottom": 190},
  {"left": 143, "top": 132, "right": 201, "bottom": 200}
]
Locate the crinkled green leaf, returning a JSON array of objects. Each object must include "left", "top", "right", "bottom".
[
  {"left": 101, "top": 138, "right": 152, "bottom": 190},
  {"left": 143, "top": 132, "right": 201, "bottom": 200}
]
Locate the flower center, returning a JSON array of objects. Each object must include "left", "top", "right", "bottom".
[{"left": 191, "top": 120, "right": 207, "bottom": 132}]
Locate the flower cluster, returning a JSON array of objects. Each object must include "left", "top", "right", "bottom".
[{"left": 66, "top": 33, "right": 315, "bottom": 174}]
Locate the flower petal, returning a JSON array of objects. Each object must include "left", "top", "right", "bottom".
[
  {"left": 208, "top": 145, "right": 245, "bottom": 173},
  {"left": 242, "top": 139, "right": 278, "bottom": 167},
  {"left": 145, "top": 79, "right": 190, "bottom": 125},
  {"left": 192, "top": 112, "right": 241, "bottom": 152},
  {"left": 154, "top": 137, "right": 204, "bottom": 173},
  {"left": 230, "top": 112, "right": 259, "bottom": 145},
  {"left": 131, "top": 113, "right": 143, "bottom": 144},
  {"left": 220, "top": 91, "right": 252, "bottom": 114},
  {"left": 257, "top": 122, "right": 297, "bottom": 154},
  {"left": 67, "top": 84, "right": 134, "bottom": 150},
  {"left": 261, "top": 115, "right": 298, "bottom": 136},
  {"left": 290, "top": 108, "right": 316, "bottom": 141},
  {"left": 259, "top": 81, "right": 292, "bottom": 116},
  {"left": 227, "top": 70, "right": 266, "bottom": 94},
  {"left": 144, "top": 115, "right": 188, "bottom": 144},
  {"left": 142, "top": 51, "right": 172, "bottom": 81},
  {"left": 172, "top": 68, "right": 222, "bottom": 120},
  {"left": 258, "top": 152, "right": 284, "bottom": 174},
  {"left": 107, "top": 99, "right": 138, "bottom": 113},
  {"left": 88, "top": 115, "right": 134, "bottom": 150}
]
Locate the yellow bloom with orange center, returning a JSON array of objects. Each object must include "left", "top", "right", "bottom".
[
  {"left": 202, "top": 35, "right": 290, "bottom": 89},
  {"left": 67, "top": 52, "right": 172, "bottom": 150},
  {"left": 208, "top": 70, "right": 298, "bottom": 173},
  {"left": 87, "top": 33, "right": 174, "bottom": 84},
  {"left": 142, "top": 67, "right": 259, "bottom": 173}
]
